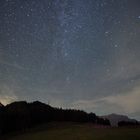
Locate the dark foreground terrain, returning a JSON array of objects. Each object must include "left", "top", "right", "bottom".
[
  {"left": 0, "top": 101, "right": 110, "bottom": 134},
  {"left": 2, "top": 122, "right": 140, "bottom": 140}
]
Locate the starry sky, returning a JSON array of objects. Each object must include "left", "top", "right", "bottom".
[{"left": 0, "top": 0, "right": 140, "bottom": 119}]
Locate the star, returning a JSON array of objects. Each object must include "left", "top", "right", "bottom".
[
  {"left": 0, "top": 0, "right": 140, "bottom": 120},
  {"left": 114, "top": 44, "right": 118, "bottom": 48}
]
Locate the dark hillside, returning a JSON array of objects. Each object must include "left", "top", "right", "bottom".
[{"left": 0, "top": 101, "right": 110, "bottom": 135}]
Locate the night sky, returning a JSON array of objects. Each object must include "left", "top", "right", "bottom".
[{"left": 0, "top": 0, "right": 140, "bottom": 119}]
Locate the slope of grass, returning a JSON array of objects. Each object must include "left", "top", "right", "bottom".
[{"left": 3, "top": 122, "right": 140, "bottom": 140}]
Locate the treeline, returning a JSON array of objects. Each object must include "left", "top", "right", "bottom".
[
  {"left": 118, "top": 121, "right": 140, "bottom": 127},
  {"left": 0, "top": 101, "right": 110, "bottom": 135}
]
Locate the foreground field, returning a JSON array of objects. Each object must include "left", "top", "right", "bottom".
[{"left": 3, "top": 122, "right": 140, "bottom": 140}]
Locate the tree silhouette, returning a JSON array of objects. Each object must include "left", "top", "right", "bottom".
[
  {"left": 0, "top": 101, "right": 111, "bottom": 135},
  {"left": 118, "top": 121, "right": 139, "bottom": 127}
]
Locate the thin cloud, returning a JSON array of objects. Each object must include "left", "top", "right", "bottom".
[
  {"left": 102, "top": 87, "right": 140, "bottom": 114},
  {"left": 71, "top": 86, "right": 140, "bottom": 115}
]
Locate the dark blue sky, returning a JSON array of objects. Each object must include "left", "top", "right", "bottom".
[{"left": 0, "top": 0, "right": 140, "bottom": 119}]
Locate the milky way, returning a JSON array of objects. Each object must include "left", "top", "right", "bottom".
[{"left": 0, "top": 0, "right": 140, "bottom": 119}]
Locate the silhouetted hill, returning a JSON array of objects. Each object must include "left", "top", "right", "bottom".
[
  {"left": 0, "top": 103, "right": 4, "bottom": 108},
  {"left": 101, "top": 113, "right": 138, "bottom": 127},
  {"left": 0, "top": 101, "right": 110, "bottom": 135}
]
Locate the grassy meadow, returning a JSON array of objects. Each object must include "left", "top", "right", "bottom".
[{"left": 3, "top": 122, "right": 140, "bottom": 140}]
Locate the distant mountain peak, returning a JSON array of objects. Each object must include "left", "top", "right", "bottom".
[
  {"left": 106, "top": 113, "right": 129, "bottom": 119},
  {"left": 101, "top": 113, "right": 137, "bottom": 127}
]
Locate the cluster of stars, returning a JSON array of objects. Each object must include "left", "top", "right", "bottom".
[{"left": 0, "top": 0, "right": 140, "bottom": 119}]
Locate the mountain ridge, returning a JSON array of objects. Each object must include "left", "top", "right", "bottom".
[{"left": 101, "top": 113, "right": 138, "bottom": 126}]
